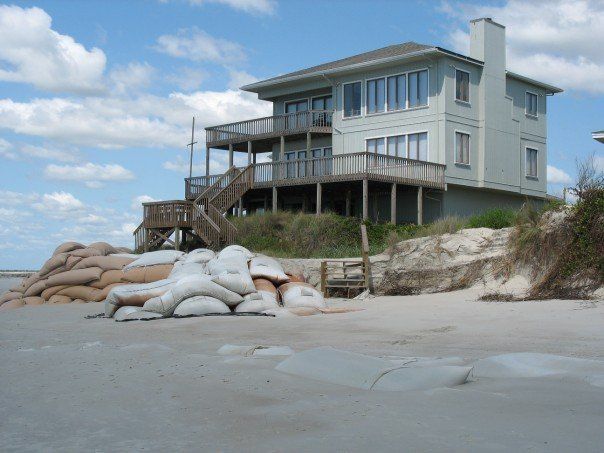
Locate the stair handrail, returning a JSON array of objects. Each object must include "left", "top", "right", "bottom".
[
  {"left": 194, "top": 166, "right": 241, "bottom": 206},
  {"left": 209, "top": 164, "right": 254, "bottom": 213}
]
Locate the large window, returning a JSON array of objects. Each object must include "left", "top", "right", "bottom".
[
  {"left": 387, "top": 135, "right": 406, "bottom": 157},
  {"left": 311, "top": 95, "right": 333, "bottom": 111},
  {"left": 366, "top": 78, "right": 385, "bottom": 114},
  {"left": 525, "top": 92, "right": 538, "bottom": 117},
  {"left": 366, "top": 132, "right": 428, "bottom": 160},
  {"left": 366, "top": 137, "right": 386, "bottom": 154},
  {"left": 526, "top": 148, "right": 538, "bottom": 177},
  {"left": 285, "top": 99, "right": 308, "bottom": 113},
  {"left": 343, "top": 81, "right": 362, "bottom": 118},
  {"left": 455, "top": 69, "right": 470, "bottom": 103},
  {"left": 455, "top": 131, "right": 470, "bottom": 165},
  {"left": 387, "top": 74, "right": 407, "bottom": 111},
  {"left": 408, "top": 70, "right": 428, "bottom": 107},
  {"left": 408, "top": 132, "right": 428, "bottom": 160}
]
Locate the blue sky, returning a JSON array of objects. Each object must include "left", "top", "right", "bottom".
[{"left": 0, "top": 0, "right": 603, "bottom": 269}]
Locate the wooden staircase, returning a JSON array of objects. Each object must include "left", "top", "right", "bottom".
[{"left": 191, "top": 164, "right": 254, "bottom": 249}]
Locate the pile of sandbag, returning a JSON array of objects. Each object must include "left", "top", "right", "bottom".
[
  {"left": 0, "top": 242, "right": 177, "bottom": 310},
  {"left": 106, "top": 245, "right": 327, "bottom": 321}
]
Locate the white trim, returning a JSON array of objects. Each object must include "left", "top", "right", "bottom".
[
  {"left": 454, "top": 129, "right": 471, "bottom": 166},
  {"left": 454, "top": 68, "right": 470, "bottom": 104},
  {"left": 342, "top": 80, "right": 363, "bottom": 119},
  {"left": 524, "top": 146, "right": 539, "bottom": 178},
  {"left": 525, "top": 91, "right": 538, "bottom": 118}
]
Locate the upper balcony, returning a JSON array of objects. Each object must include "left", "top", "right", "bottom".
[{"left": 205, "top": 110, "right": 333, "bottom": 149}]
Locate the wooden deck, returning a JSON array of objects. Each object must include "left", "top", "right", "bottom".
[{"left": 205, "top": 110, "right": 333, "bottom": 148}]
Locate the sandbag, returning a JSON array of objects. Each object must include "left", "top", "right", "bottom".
[
  {"left": 182, "top": 248, "right": 215, "bottom": 264},
  {"left": 104, "top": 279, "right": 176, "bottom": 317},
  {"left": 110, "top": 252, "right": 138, "bottom": 259},
  {"left": 53, "top": 241, "right": 85, "bottom": 256},
  {"left": 121, "top": 264, "right": 173, "bottom": 283},
  {"left": 90, "top": 270, "right": 125, "bottom": 289},
  {"left": 123, "top": 250, "right": 184, "bottom": 270},
  {"left": 40, "top": 285, "right": 68, "bottom": 300},
  {"left": 0, "top": 299, "right": 24, "bottom": 310},
  {"left": 39, "top": 253, "right": 69, "bottom": 277},
  {"left": 249, "top": 256, "right": 289, "bottom": 284},
  {"left": 0, "top": 291, "right": 22, "bottom": 304},
  {"left": 99, "top": 282, "right": 129, "bottom": 300},
  {"left": 116, "top": 309, "right": 163, "bottom": 321},
  {"left": 23, "top": 279, "right": 48, "bottom": 297},
  {"left": 68, "top": 247, "right": 103, "bottom": 258},
  {"left": 48, "top": 295, "right": 72, "bottom": 304},
  {"left": 113, "top": 247, "right": 134, "bottom": 254},
  {"left": 235, "top": 292, "right": 279, "bottom": 313},
  {"left": 19, "top": 272, "right": 44, "bottom": 292},
  {"left": 211, "top": 271, "right": 256, "bottom": 295},
  {"left": 57, "top": 286, "right": 103, "bottom": 302},
  {"left": 72, "top": 299, "right": 87, "bottom": 304},
  {"left": 87, "top": 242, "right": 117, "bottom": 256},
  {"left": 65, "top": 255, "right": 83, "bottom": 270},
  {"left": 168, "top": 261, "right": 205, "bottom": 280},
  {"left": 113, "top": 306, "right": 143, "bottom": 321},
  {"left": 173, "top": 296, "right": 231, "bottom": 317},
  {"left": 279, "top": 282, "right": 326, "bottom": 309},
  {"left": 47, "top": 267, "right": 103, "bottom": 287},
  {"left": 253, "top": 278, "right": 279, "bottom": 299},
  {"left": 218, "top": 245, "right": 254, "bottom": 260},
  {"left": 23, "top": 296, "right": 44, "bottom": 305},
  {"left": 72, "top": 255, "right": 135, "bottom": 271},
  {"left": 143, "top": 275, "right": 243, "bottom": 316},
  {"left": 286, "top": 272, "right": 306, "bottom": 283}
]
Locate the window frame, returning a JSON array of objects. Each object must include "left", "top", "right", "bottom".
[
  {"left": 525, "top": 91, "right": 538, "bottom": 118},
  {"left": 342, "top": 80, "right": 363, "bottom": 119},
  {"left": 525, "top": 147, "right": 539, "bottom": 178},
  {"left": 454, "top": 68, "right": 470, "bottom": 104},
  {"left": 454, "top": 130, "right": 471, "bottom": 166},
  {"left": 365, "top": 130, "right": 429, "bottom": 161},
  {"left": 365, "top": 76, "right": 386, "bottom": 115},
  {"left": 386, "top": 73, "right": 407, "bottom": 112}
]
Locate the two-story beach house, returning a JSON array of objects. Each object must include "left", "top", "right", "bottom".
[{"left": 135, "top": 18, "right": 562, "bottom": 252}]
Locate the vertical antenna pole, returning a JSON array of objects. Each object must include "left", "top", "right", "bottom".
[{"left": 188, "top": 116, "right": 195, "bottom": 179}]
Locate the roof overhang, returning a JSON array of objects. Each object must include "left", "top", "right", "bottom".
[
  {"left": 241, "top": 47, "right": 483, "bottom": 93},
  {"left": 506, "top": 71, "right": 563, "bottom": 94},
  {"left": 592, "top": 131, "right": 604, "bottom": 143}
]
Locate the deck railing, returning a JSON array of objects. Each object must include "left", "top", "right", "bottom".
[
  {"left": 185, "top": 174, "right": 223, "bottom": 199},
  {"left": 143, "top": 200, "right": 193, "bottom": 229},
  {"left": 205, "top": 110, "right": 333, "bottom": 146}
]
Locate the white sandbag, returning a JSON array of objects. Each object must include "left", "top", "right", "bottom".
[
  {"left": 116, "top": 310, "right": 163, "bottom": 321},
  {"left": 249, "top": 256, "right": 289, "bottom": 284},
  {"left": 235, "top": 292, "right": 279, "bottom": 313},
  {"left": 181, "top": 248, "right": 215, "bottom": 264},
  {"left": 173, "top": 295, "right": 231, "bottom": 317},
  {"left": 143, "top": 274, "right": 243, "bottom": 316},
  {"left": 207, "top": 255, "right": 249, "bottom": 274},
  {"left": 123, "top": 250, "right": 185, "bottom": 271},
  {"left": 211, "top": 271, "right": 255, "bottom": 295},
  {"left": 113, "top": 306, "right": 143, "bottom": 321},
  {"left": 279, "top": 282, "right": 326, "bottom": 309},
  {"left": 372, "top": 366, "right": 472, "bottom": 391},
  {"left": 218, "top": 245, "right": 254, "bottom": 260},
  {"left": 168, "top": 261, "right": 206, "bottom": 280},
  {"left": 104, "top": 279, "right": 176, "bottom": 317}
]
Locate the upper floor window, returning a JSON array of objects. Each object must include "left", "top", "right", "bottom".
[
  {"left": 455, "top": 69, "right": 470, "bottom": 103},
  {"left": 387, "top": 74, "right": 407, "bottom": 111},
  {"left": 526, "top": 148, "right": 538, "bottom": 177},
  {"left": 366, "top": 78, "right": 385, "bottom": 114},
  {"left": 285, "top": 99, "right": 308, "bottom": 114},
  {"left": 408, "top": 70, "right": 428, "bottom": 107},
  {"left": 408, "top": 132, "right": 428, "bottom": 160},
  {"left": 455, "top": 131, "right": 470, "bottom": 165},
  {"left": 343, "top": 81, "right": 362, "bottom": 118},
  {"left": 311, "top": 95, "right": 333, "bottom": 111},
  {"left": 526, "top": 92, "right": 538, "bottom": 117}
]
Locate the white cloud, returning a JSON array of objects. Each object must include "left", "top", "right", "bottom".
[
  {"left": 166, "top": 67, "right": 208, "bottom": 91},
  {"left": 0, "top": 5, "right": 106, "bottom": 94},
  {"left": 110, "top": 62, "right": 154, "bottom": 94},
  {"left": 77, "top": 213, "right": 108, "bottom": 224},
  {"left": 44, "top": 162, "right": 135, "bottom": 188},
  {"left": 0, "top": 190, "right": 39, "bottom": 206},
  {"left": 162, "top": 154, "right": 205, "bottom": 174},
  {"left": 32, "top": 191, "right": 85, "bottom": 218},
  {"left": 20, "top": 144, "right": 79, "bottom": 162},
  {"left": 442, "top": 0, "right": 604, "bottom": 93},
  {"left": 0, "top": 138, "right": 17, "bottom": 160},
  {"left": 227, "top": 69, "right": 258, "bottom": 89},
  {"left": 547, "top": 164, "right": 572, "bottom": 184},
  {"left": 155, "top": 27, "right": 246, "bottom": 64},
  {"left": 131, "top": 194, "right": 157, "bottom": 210},
  {"left": 187, "top": 0, "right": 276, "bottom": 15}
]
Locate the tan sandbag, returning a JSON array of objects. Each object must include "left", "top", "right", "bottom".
[
  {"left": 53, "top": 241, "right": 85, "bottom": 256},
  {"left": 57, "top": 286, "right": 103, "bottom": 302},
  {"left": 0, "top": 299, "right": 24, "bottom": 310},
  {"left": 90, "top": 270, "right": 126, "bottom": 289},
  {"left": 72, "top": 299, "right": 87, "bottom": 304},
  {"left": 23, "top": 279, "right": 48, "bottom": 297},
  {"left": 87, "top": 242, "right": 117, "bottom": 256},
  {"left": 48, "top": 295, "right": 72, "bottom": 304},
  {"left": 68, "top": 247, "right": 103, "bottom": 258},
  {"left": 104, "top": 279, "right": 176, "bottom": 316},
  {"left": 253, "top": 278, "right": 279, "bottom": 298},
  {"left": 65, "top": 255, "right": 83, "bottom": 270},
  {"left": 0, "top": 291, "right": 22, "bottom": 304},
  {"left": 9, "top": 281, "right": 25, "bottom": 293},
  {"left": 286, "top": 272, "right": 306, "bottom": 283},
  {"left": 20, "top": 272, "right": 43, "bottom": 292},
  {"left": 99, "top": 282, "right": 129, "bottom": 300},
  {"left": 40, "top": 285, "right": 68, "bottom": 300},
  {"left": 72, "top": 255, "right": 135, "bottom": 271},
  {"left": 122, "top": 264, "right": 173, "bottom": 283},
  {"left": 47, "top": 267, "right": 103, "bottom": 287},
  {"left": 39, "top": 253, "right": 69, "bottom": 277},
  {"left": 23, "top": 296, "right": 44, "bottom": 305}
]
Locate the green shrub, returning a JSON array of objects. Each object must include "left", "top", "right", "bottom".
[{"left": 467, "top": 208, "right": 516, "bottom": 229}]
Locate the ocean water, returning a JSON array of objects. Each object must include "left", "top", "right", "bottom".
[{"left": 0, "top": 277, "right": 21, "bottom": 294}]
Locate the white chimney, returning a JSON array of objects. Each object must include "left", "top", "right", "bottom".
[{"left": 470, "top": 17, "right": 506, "bottom": 77}]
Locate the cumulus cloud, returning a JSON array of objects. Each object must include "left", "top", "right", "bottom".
[
  {"left": 109, "top": 62, "right": 154, "bottom": 94},
  {"left": 187, "top": 0, "right": 276, "bottom": 15},
  {"left": 155, "top": 27, "right": 246, "bottom": 64},
  {"left": 32, "top": 191, "right": 85, "bottom": 218},
  {"left": 44, "top": 162, "right": 135, "bottom": 188},
  {"left": 20, "top": 144, "right": 79, "bottom": 162},
  {"left": 0, "top": 5, "right": 106, "bottom": 94},
  {"left": 547, "top": 165, "right": 573, "bottom": 184},
  {"left": 0, "top": 138, "right": 17, "bottom": 160},
  {"left": 441, "top": 0, "right": 604, "bottom": 93},
  {"left": 162, "top": 154, "right": 206, "bottom": 174},
  {"left": 131, "top": 194, "right": 157, "bottom": 210}
]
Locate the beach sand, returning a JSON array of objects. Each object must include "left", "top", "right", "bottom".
[{"left": 1, "top": 289, "right": 603, "bottom": 452}]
